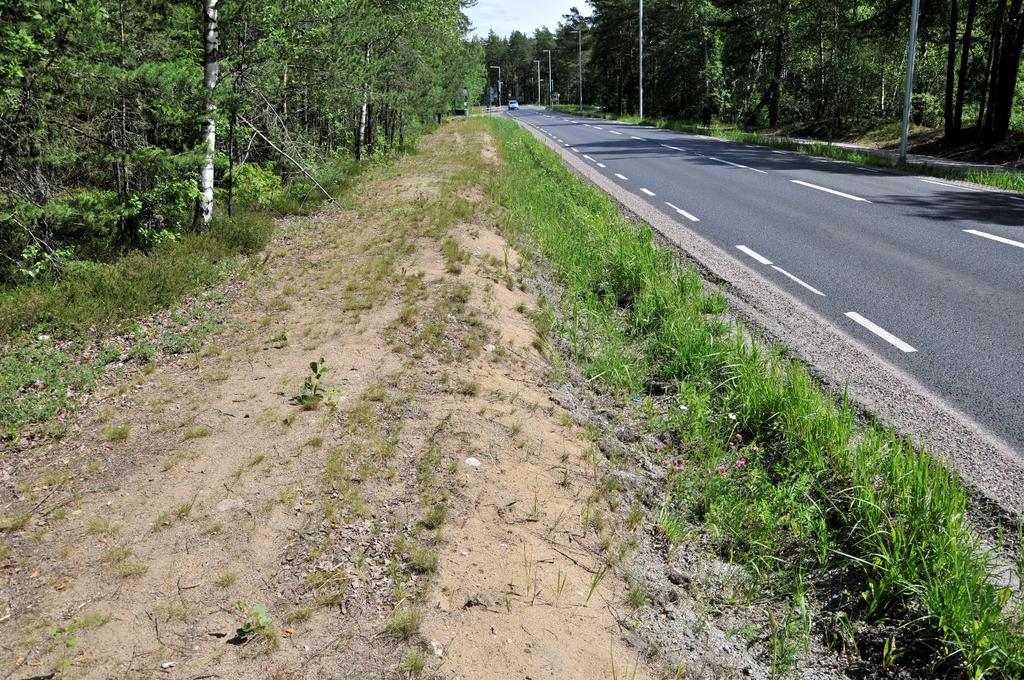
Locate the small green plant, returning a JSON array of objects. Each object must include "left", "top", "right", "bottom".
[
  {"left": 554, "top": 569, "right": 567, "bottom": 607},
  {"left": 626, "top": 574, "right": 648, "bottom": 609},
  {"left": 152, "top": 511, "right": 173, "bottom": 530},
  {"left": 236, "top": 601, "right": 273, "bottom": 637},
  {"left": 297, "top": 357, "right": 329, "bottom": 409},
  {"left": 585, "top": 565, "right": 608, "bottom": 604},
  {"left": 216, "top": 572, "right": 238, "bottom": 588},
  {"left": 421, "top": 503, "right": 448, "bottom": 529},
  {"left": 102, "top": 423, "right": 131, "bottom": 441},
  {"left": 182, "top": 425, "right": 211, "bottom": 439},
  {"left": 383, "top": 607, "right": 423, "bottom": 640},
  {"left": 400, "top": 649, "right": 427, "bottom": 676},
  {"left": 0, "top": 513, "right": 31, "bottom": 532}
]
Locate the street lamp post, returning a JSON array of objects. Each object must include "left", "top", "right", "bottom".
[
  {"left": 489, "top": 65, "right": 501, "bottom": 108},
  {"left": 639, "top": 0, "right": 644, "bottom": 119},
  {"left": 544, "top": 49, "right": 552, "bottom": 106},
  {"left": 899, "top": 0, "right": 921, "bottom": 161},
  {"left": 534, "top": 59, "right": 541, "bottom": 105},
  {"left": 576, "top": 27, "right": 583, "bottom": 108}
]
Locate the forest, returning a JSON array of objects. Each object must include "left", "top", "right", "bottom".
[
  {"left": 0, "top": 0, "right": 484, "bottom": 287},
  {"left": 480, "top": 0, "right": 1024, "bottom": 150}
]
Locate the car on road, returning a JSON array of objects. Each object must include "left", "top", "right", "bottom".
[{"left": 507, "top": 100, "right": 519, "bottom": 110}]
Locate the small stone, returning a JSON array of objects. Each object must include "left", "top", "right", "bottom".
[
  {"left": 667, "top": 569, "right": 689, "bottom": 586},
  {"left": 431, "top": 639, "right": 444, "bottom": 657},
  {"left": 215, "top": 498, "right": 244, "bottom": 513},
  {"left": 464, "top": 457, "right": 481, "bottom": 468},
  {"left": 160, "top": 662, "right": 176, "bottom": 670},
  {"left": 483, "top": 343, "right": 496, "bottom": 352}
]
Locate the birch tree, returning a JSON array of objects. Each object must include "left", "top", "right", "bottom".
[{"left": 195, "top": 0, "right": 220, "bottom": 229}]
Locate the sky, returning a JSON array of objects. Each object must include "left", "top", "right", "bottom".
[{"left": 465, "top": 0, "right": 591, "bottom": 38}]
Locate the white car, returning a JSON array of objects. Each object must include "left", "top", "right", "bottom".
[{"left": 507, "top": 100, "right": 519, "bottom": 110}]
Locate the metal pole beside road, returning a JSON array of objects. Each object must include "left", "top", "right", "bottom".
[
  {"left": 899, "top": 0, "right": 920, "bottom": 162},
  {"left": 489, "top": 65, "right": 501, "bottom": 108},
  {"left": 535, "top": 60, "right": 541, "bottom": 105},
  {"left": 634, "top": 0, "right": 643, "bottom": 119},
  {"left": 577, "top": 27, "right": 583, "bottom": 108},
  {"left": 544, "top": 50, "right": 552, "bottom": 106}
]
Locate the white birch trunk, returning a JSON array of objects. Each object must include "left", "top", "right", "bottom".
[
  {"left": 198, "top": 0, "right": 220, "bottom": 228},
  {"left": 356, "top": 42, "right": 371, "bottom": 161}
]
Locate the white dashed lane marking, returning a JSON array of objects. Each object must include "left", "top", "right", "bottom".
[
  {"left": 964, "top": 229, "right": 1024, "bottom": 250},
  {"left": 845, "top": 312, "right": 918, "bottom": 353},
  {"left": 790, "top": 180, "right": 870, "bottom": 202}
]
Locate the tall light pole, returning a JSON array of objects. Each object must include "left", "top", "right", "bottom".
[
  {"left": 544, "top": 49, "right": 553, "bottom": 106},
  {"left": 899, "top": 0, "right": 921, "bottom": 162},
  {"left": 489, "top": 65, "right": 501, "bottom": 108},
  {"left": 534, "top": 59, "right": 541, "bottom": 105},
  {"left": 639, "top": 0, "right": 644, "bottom": 119},
  {"left": 576, "top": 27, "right": 584, "bottom": 108}
]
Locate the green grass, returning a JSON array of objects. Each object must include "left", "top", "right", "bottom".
[
  {"left": 488, "top": 117, "right": 1024, "bottom": 678},
  {"left": 0, "top": 343, "right": 98, "bottom": 440},
  {"left": 382, "top": 606, "right": 423, "bottom": 640},
  {"left": 0, "top": 152, "right": 374, "bottom": 443},
  {"left": 548, "top": 105, "right": 1024, "bottom": 193},
  {"left": 0, "top": 210, "right": 273, "bottom": 340}
]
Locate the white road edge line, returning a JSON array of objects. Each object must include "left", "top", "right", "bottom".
[
  {"left": 631, "top": 136, "right": 643, "bottom": 140},
  {"left": 615, "top": 173, "right": 629, "bottom": 180},
  {"left": 963, "top": 229, "right": 1024, "bottom": 250},
  {"left": 735, "top": 245, "right": 773, "bottom": 265},
  {"left": 583, "top": 155, "right": 596, "bottom": 162},
  {"left": 609, "top": 130, "right": 623, "bottom": 135},
  {"left": 707, "top": 156, "right": 768, "bottom": 174},
  {"left": 921, "top": 178, "right": 979, "bottom": 192},
  {"left": 640, "top": 188, "right": 656, "bottom": 196},
  {"left": 593, "top": 125, "right": 604, "bottom": 130},
  {"left": 844, "top": 312, "right": 917, "bottom": 353},
  {"left": 771, "top": 266, "right": 826, "bottom": 296},
  {"left": 661, "top": 144, "right": 683, "bottom": 151},
  {"left": 664, "top": 202, "right": 700, "bottom": 222},
  {"left": 571, "top": 148, "right": 580, "bottom": 153},
  {"left": 596, "top": 162, "right": 607, "bottom": 168},
  {"left": 790, "top": 179, "right": 871, "bottom": 202}
]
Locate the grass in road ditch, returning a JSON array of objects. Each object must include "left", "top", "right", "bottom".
[
  {"left": 548, "top": 105, "right": 1024, "bottom": 193},
  {"left": 486, "top": 116, "right": 1024, "bottom": 678}
]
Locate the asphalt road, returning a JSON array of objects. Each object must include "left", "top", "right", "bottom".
[{"left": 512, "top": 107, "right": 1024, "bottom": 454}]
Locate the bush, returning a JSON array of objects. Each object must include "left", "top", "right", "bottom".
[
  {"left": 208, "top": 209, "right": 274, "bottom": 254},
  {"left": 0, "top": 210, "right": 272, "bottom": 340},
  {"left": 231, "top": 163, "right": 283, "bottom": 210}
]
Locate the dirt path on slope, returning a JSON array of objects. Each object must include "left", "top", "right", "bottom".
[{"left": 0, "top": 122, "right": 657, "bottom": 679}]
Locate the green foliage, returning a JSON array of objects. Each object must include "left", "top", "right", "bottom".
[
  {"left": 235, "top": 601, "right": 273, "bottom": 636},
  {"left": 489, "top": 118, "right": 1024, "bottom": 677},
  {"left": 297, "top": 357, "right": 329, "bottom": 409},
  {"left": 1, "top": 0, "right": 481, "bottom": 285},
  {"left": 0, "top": 211, "right": 272, "bottom": 340},
  {"left": 499, "top": 0, "right": 1024, "bottom": 145},
  {"left": 0, "top": 343, "right": 97, "bottom": 441},
  {"left": 231, "top": 164, "right": 283, "bottom": 210}
]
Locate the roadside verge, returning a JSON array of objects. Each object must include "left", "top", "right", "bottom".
[{"left": 495, "top": 114, "right": 1024, "bottom": 677}]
